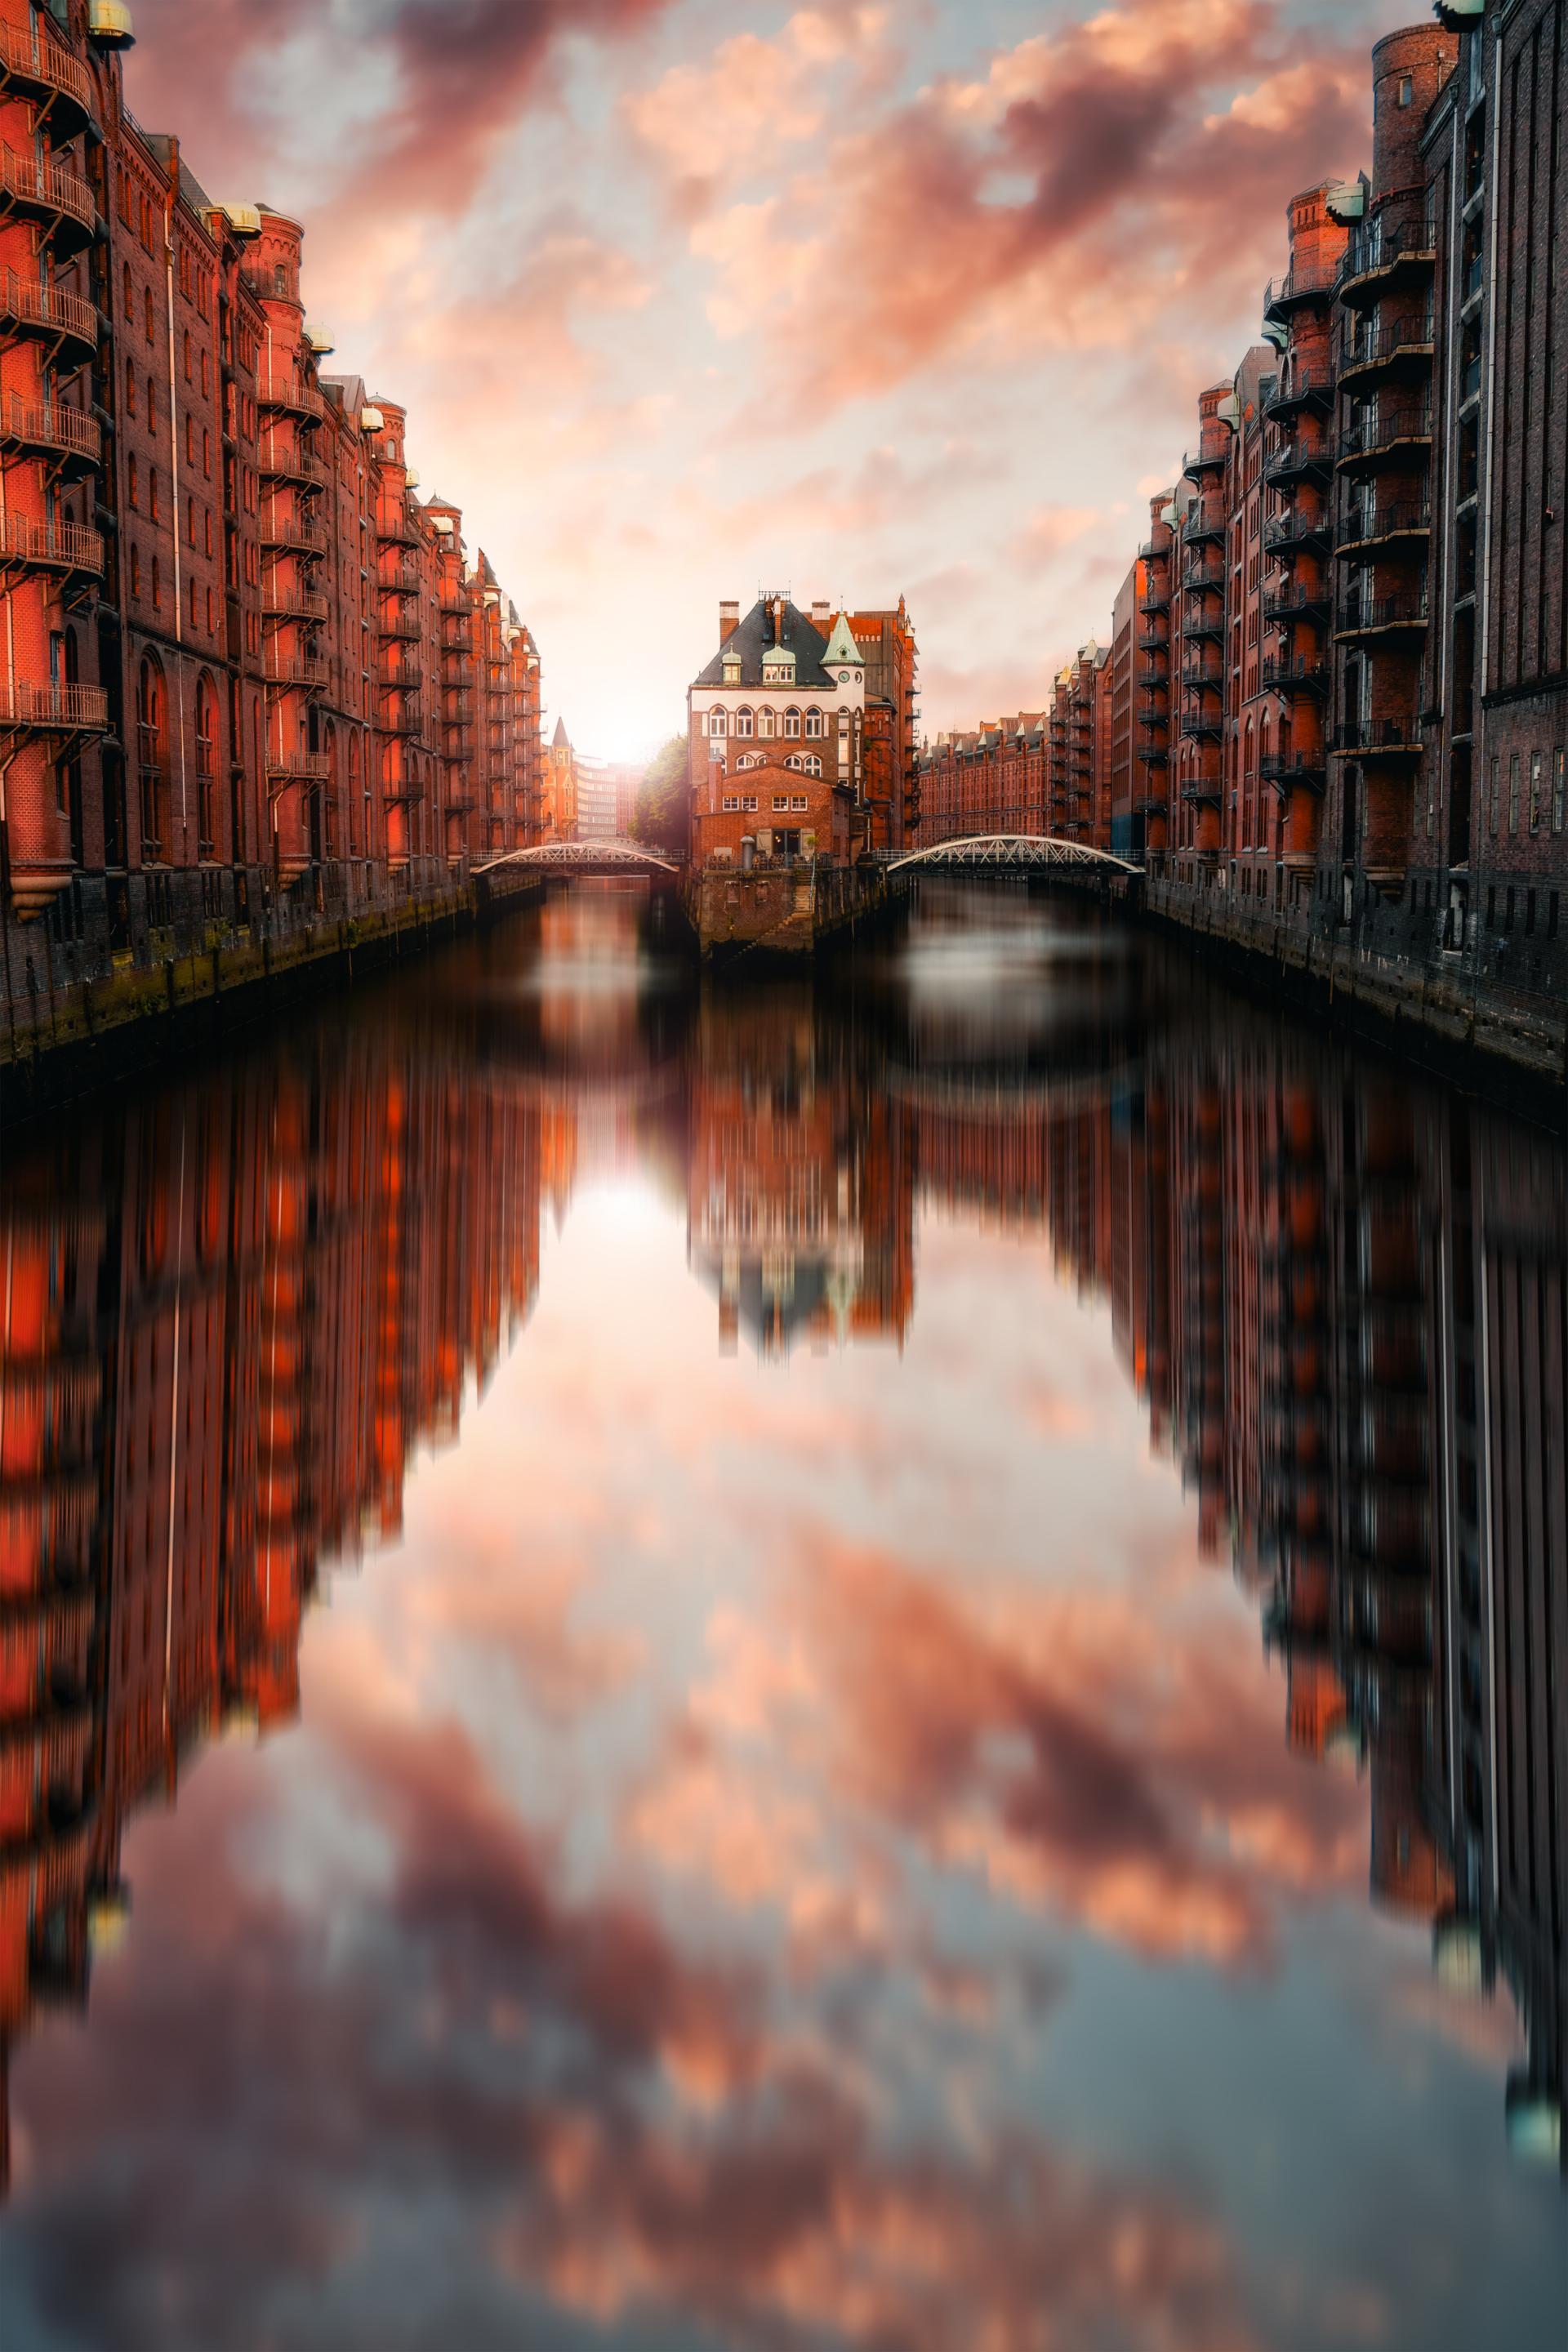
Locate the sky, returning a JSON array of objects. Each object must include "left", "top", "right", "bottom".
[{"left": 124, "top": 0, "right": 1418, "bottom": 760}]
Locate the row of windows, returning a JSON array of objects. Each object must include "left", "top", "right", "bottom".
[
  {"left": 732, "top": 753, "right": 823, "bottom": 776},
  {"left": 707, "top": 707, "right": 841, "bottom": 739},
  {"left": 720, "top": 794, "right": 812, "bottom": 813}
]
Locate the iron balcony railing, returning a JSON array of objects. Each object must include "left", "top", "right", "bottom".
[
  {"left": 1332, "top": 718, "right": 1423, "bottom": 755},
  {"left": 1337, "top": 403, "right": 1432, "bottom": 463},
  {"left": 1335, "top": 499, "right": 1432, "bottom": 552},
  {"left": 264, "top": 653, "right": 329, "bottom": 690},
  {"left": 1263, "top": 260, "right": 1339, "bottom": 314},
  {"left": 1263, "top": 582, "right": 1330, "bottom": 623},
  {"left": 263, "top": 584, "right": 329, "bottom": 623},
  {"left": 1336, "top": 210, "right": 1437, "bottom": 298},
  {"left": 0, "top": 679, "right": 109, "bottom": 732},
  {"left": 1260, "top": 657, "right": 1327, "bottom": 694},
  {"left": 0, "top": 394, "right": 101, "bottom": 467},
  {"left": 261, "top": 509, "right": 327, "bottom": 555},
  {"left": 1264, "top": 508, "right": 1330, "bottom": 553},
  {"left": 256, "top": 371, "right": 325, "bottom": 421},
  {"left": 0, "top": 266, "right": 98, "bottom": 349},
  {"left": 1182, "top": 499, "right": 1227, "bottom": 544},
  {"left": 1340, "top": 314, "right": 1435, "bottom": 375},
  {"left": 1336, "top": 592, "right": 1429, "bottom": 635},
  {"left": 1260, "top": 751, "right": 1325, "bottom": 789},
  {"left": 0, "top": 511, "right": 103, "bottom": 575},
  {"left": 0, "top": 20, "right": 94, "bottom": 123},
  {"left": 1263, "top": 368, "right": 1334, "bottom": 418},
  {"left": 1265, "top": 437, "right": 1331, "bottom": 484},
  {"left": 265, "top": 750, "right": 332, "bottom": 782},
  {"left": 0, "top": 145, "right": 98, "bottom": 238},
  {"left": 1184, "top": 560, "right": 1225, "bottom": 592}
]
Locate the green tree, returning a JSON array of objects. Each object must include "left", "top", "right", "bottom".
[{"left": 633, "top": 733, "right": 691, "bottom": 860}]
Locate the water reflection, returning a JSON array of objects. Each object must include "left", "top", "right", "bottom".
[{"left": 0, "top": 882, "right": 1562, "bottom": 2349}]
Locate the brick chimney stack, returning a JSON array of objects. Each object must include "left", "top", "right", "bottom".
[
  {"left": 719, "top": 600, "right": 740, "bottom": 644},
  {"left": 812, "top": 600, "right": 830, "bottom": 630}
]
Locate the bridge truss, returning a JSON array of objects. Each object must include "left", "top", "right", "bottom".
[
  {"left": 888, "top": 835, "right": 1142, "bottom": 876},
  {"left": 475, "top": 839, "right": 681, "bottom": 878}
]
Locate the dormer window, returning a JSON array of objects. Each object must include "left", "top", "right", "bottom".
[{"left": 723, "top": 654, "right": 741, "bottom": 684}]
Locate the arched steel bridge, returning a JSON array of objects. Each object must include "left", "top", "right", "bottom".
[
  {"left": 476, "top": 839, "right": 681, "bottom": 878},
  {"left": 887, "top": 835, "right": 1143, "bottom": 875}
]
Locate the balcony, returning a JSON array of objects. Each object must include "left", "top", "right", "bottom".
[
  {"left": 1134, "top": 789, "right": 1168, "bottom": 813},
  {"left": 1337, "top": 403, "right": 1432, "bottom": 470},
  {"left": 380, "top": 559, "right": 421, "bottom": 596},
  {"left": 1339, "top": 313, "right": 1434, "bottom": 385},
  {"left": 1183, "top": 446, "right": 1227, "bottom": 481},
  {"left": 264, "top": 652, "right": 329, "bottom": 693},
  {"left": 1335, "top": 500, "right": 1431, "bottom": 559},
  {"left": 1180, "top": 776, "right": 1223, "bottom": 804},
  {"left": 265, "top": 750, "right": 332, "bottom": 784},
  {"left": 1137, "top": 628, "right": 1168, "bottom": 655},
  {"left": 1185, "top": 608, "right": 1225, "bottom": 644},
  {"left": 1260, "top": 656, "right": 1328, "bottom": 697},
  {"left": 1179, "top": 713, "right": 1223, "bottom": 742},
  {"left": 258, "top": 438, "right": 327, "bottom": 489},
  {"left": 439, "top": 591, "right": 470, "bottom": 617},
  {"left": 263, "top": 583, "right": 329, "bottom": 623},
  {"left": 1263, "top": 261, "right": 1339, "bottom": 318},
  {"left": 1138, "top": 586, "right": 1170, "bottom": 616},
  {"left": 1332, "top": 718, "right": 1423, "bottom": 760},
  {"left": 1336, "top": 212, "right": 1437, "bottom": 305},
  {"left": 1138, "top": 699, "right": 1169, "bottom": 726},
  {"left": 1182, "top": 499, "right": 1227, "bottom": 546},
  {"left": 381, "top": 699, "right": 422, "bottom": 737},
  {"left": 0, "top": 394, "right": 101, "bottom": 475},
  {"left": 0, "top": 512, "right": 103, "bottom": 579},
  {"left": 256, "top": 372, "right": 325, "bottom": 423},
  {"left": 0, "top": 679, "right": 109, "bottom": 734},
  {"left": 1334, "top": 592, "right": 1428, "bottom": 643},
  {"left": 380, "top": 611, "right": 420, "bottom": 643},
  {"left": 1184, "top": 559, "right": 1225, "bottom": 593},
  {"left": 376, "top": 506, "right": 421, "bottom": 549},
  {"left": 261, "top": 510, "right": 327, "bottom": 556},
  {"left": 0, "top": 268, "right": 98, "bottom": 360},
  {"left": 0, "top": 145, "right": 99, "bottom": 257},
  {"left": 0, "top": 21, "right": 94, "bottom": 143},
  {"left": 1265, "top": 507, "right": 1331, "bottom": 555},
  {"left": 1265, "top": 438, "right": 1331, "bottom": 488},
  {"left": 1261, "top": 751, "right": 1326, "bottom": 794},
  {"left": 378, "top": 662, "right": 422, "bottom": 691},
  {"left": 1263, "top": 368, "right": 1334, "bottom": 421},
  {"left": 1263, "top": 581, "right": 1331, "bottom": 626}
]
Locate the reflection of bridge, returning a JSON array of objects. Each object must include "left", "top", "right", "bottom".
[
  {"left": 476, "top": 840, "right": 681, "bottom": 879},
  {"left": 889, "top": 835, "right": 1143, "bottom": 876},
  {"left": 885, "top": 1058, "right": 1143, "bottom": 1120}
]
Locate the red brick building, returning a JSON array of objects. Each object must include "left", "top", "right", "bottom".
[{"left": 0, "top": 0, "right": 542, "bottom": 1033}]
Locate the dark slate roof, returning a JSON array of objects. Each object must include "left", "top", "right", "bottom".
[{"left": 693, "top": 599, "right": 838, "bottom": 691}]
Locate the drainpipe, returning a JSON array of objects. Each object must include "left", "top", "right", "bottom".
[{"left": 165, "top": 157, "right": 189, "bottom": 853}]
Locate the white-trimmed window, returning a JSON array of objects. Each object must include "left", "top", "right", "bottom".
[
  {"left": 804, "top": 708, "right": 823, "bottom": 739},
  {"left": 742, "top": 794, "right": 758, "bottom": 812},
  {"left": 707, "top": 708, "right": 727, "bottom": 737},
  {"left": 784, "top": 707, "right": 801, "bottom": 738},
  {"left": 773, "top": 795, "right": 789, "bottom": 812},
  {"left": 722, "top": 795, "right": 740, "bottom": 812},
  {"left": 735, "top": 707, "right": 754, "bottom": 738},
  {"left": 759, "top": 708, "right": 776, "bottom": 738},
  {"left": 791, "top": 794, "right": 808, "bottom": 812}
]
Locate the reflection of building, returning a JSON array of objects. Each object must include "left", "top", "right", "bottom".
[
  {"left": 686, "top": 995, "right": 913, "bottom": 1359},
  {"left": 0, "top": 1047, "right": 546, "bottom": 2191}
]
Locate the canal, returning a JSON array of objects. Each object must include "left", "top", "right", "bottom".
[{"left": 1, "top": 882, "right": 1563, "bottom": 2352}]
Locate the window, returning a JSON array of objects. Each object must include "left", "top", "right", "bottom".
[
  {"left": 188, "top": 495, "right": 197, "bottom": 546},
  {"left": 1528, "top": 750, "right": 1542, "bottom": 832},
  {"left": 194, "top": 671, "right": 217, "bottom": 851},
  {"left": 149, "top": 468, "right": 158, "bottom": 520},
  {"left": 742, "top": 795, "right": 758, "bottom": 813},
  {"left": 784, "top": 707, "right": 801, "bottom": 737},
  {"left": 183, "top": 328, "right": 192, "bottom": 382},
  {"left": 130, "top": 546, "right": 141, "bottom": 598},
  {"left": 1488, "top": 755, "right": 1499, "bottom": 832},
  {"left": 1508, "top": 751, "right": 1520, "bottom": 834},
  {"left": 804, "top": 708, "right": 823, "bottom": 739},
  {"left": 708, "top": 708, "right": 727, "bottom": 737},
  {"left": 152, "top": 555, "right": 161, "bottom": 609},
  {"left": 722, "top": 794, "right": 739, "bottom": 813},
  {"left": 758, "top": 708, "right": 775, "bottom": 738},
  {"left": 791, "top": 795, "right": 808, "bottom": 812},
  {"left": 144, "top": 285, "right": 154, "bottom": 343},
  {"left": 735, "top": 708, "right": 754, "bottom": 738},
  {"left": 146, "top": 376, "right": 156, "bottom": 430},
  {"left": 1397, "top": 74, "right": 1413, "bottom": 106},
  {"left": 124, "top": 359, "right": 136, "bottom": 418},
  {"left": 1553, "top": 750, "right": 1565, "bottom": 834},
  {"left": 203, "top": 428, "right": 211, "bottom": 478},
  {"left": 122, "top": 261, "right": 134, "bottom": 318},
  {"left": 201, "top": 350, "right": 210, "bottom": 397},
  {"left": 127, "top": 454, "right": 140, "bottom": 510}
]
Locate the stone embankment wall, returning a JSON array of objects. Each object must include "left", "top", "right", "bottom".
[
  {"left": 688, "top": 862, "right": 902, "bottom": 962},
  {"left": 2, "top": 866, "right": 543, "bottom": 1116}
]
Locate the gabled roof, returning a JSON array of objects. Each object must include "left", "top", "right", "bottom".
[
  {"left": 552, "top": 716, "right": 571, "bottom": 749},
  {"left": 693, "top": 599, "right": 838, "bottom": 690}
]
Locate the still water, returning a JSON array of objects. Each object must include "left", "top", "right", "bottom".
[{"left": 1, "top": 883, "right": 1563, "bottom": 2352}]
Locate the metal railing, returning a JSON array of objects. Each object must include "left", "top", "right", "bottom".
[
  {"left": 0, "top": 266, "right": 97, "bottom": 346},
  {"left": 0, "top": 394, "right": 101, "bottom": 465},
  {"left": 1333, "top": 717, "right": 1423, "bottom": 753},
  {"left": 0, "top": 679, "right": 109, "bottom": 732},
  {"left": 1264, "top": 261, "right": 1339, "bottom": 310},
  {"left": 0, "top": 20, "right": 93, "bottom": 114},
  {"left": 1336, "top": 499, "right": 1431, "bottom": 548},
  {"left": 0, "top": 511, "right": 103, "bottom": 572},
  {"left": 1336, "top": 210, "right": 1437, "bottom": 294},
  {"left": 1337, "top": 403, "right": 1432, "bottom": 461},
  {"left": 1341, "top": 313, "right": 1435, "bottom": 372},
  {"left": 1260, "top": 657, "right": 1327, "bottom": 693},
  {"left": 1336, "top": 592, "right": 1429, "bottom": 634},
  {"left": 0, "top": 145, "right": 97, "bottom": 234},
  {"left": 256, "top": 372, "right": 325, "bottom": 421}
]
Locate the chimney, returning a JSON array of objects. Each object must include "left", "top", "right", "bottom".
[
  {"left": 811, "top": 600, "right": 830, "bottom": 630},
  {"left": 719, "top": 600, "right": 740, "bottom": 644},
  {"left": 773, "top": 596, "right": 786, "bottom": 645}
]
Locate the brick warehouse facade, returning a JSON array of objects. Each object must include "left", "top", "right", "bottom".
[
  {"left": 936, "top": 3, "right": 1565, "bottom": 1085},
  {"left": 0, "top": 0, "right": 543, "bottom": 1055}
]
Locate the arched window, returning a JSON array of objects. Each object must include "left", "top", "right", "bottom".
[
  {"left": 758, "top": 708, "right": 775, "bottom": 738},
  {"left": 804, "top": 708, "right": 823, "bottom": 739},
  {"left": 143, "top": 284, "right": 154, "bottom": 344},
  {"left": 194, "top": 670, "right": 218, "bottom": 853},
  {"left": 274, "top": 263, "right": 287, "bottom": 298},
  {"left": 182, "top": 328, "right": 192, "bottom": 382},
  {"left": 784, "top": 708, "right": 801, "bottom": 738},
  {"left": 707, "top": 707, "right": 727, "bottom": 738},
  {"left": 122, "top": 261, "right": 134, "bottom": 319},
  {"left": 348, "top": 729, "right": 361, "bottom": 856},
  {"left": 124, "top": 357, "right": 136, "bottom": 418},
  {"left": 136, "top": 655, "right": 169, "bottom": 860},
  {"left": 734, "top": 707, "right": 754, "bottom": 739}
]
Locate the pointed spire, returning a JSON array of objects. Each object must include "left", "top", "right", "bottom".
[{"left": 821, "top": 612, "right": 861, "bottom": 669}]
